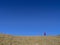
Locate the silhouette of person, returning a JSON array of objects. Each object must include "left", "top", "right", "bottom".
[{"left": 44, "top": 32, "right": 46, "bottom": 36}]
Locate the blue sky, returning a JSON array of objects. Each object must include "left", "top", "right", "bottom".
[{"left": 0, "top": 0, "right": 60, "bottom": 36}]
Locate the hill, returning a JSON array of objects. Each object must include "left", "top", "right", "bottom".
[{"left": 0, "top": 34, "right": 60, "bottom": 45}]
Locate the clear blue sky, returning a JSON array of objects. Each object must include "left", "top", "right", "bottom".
[{"left": 0, "top": 0, "right": 60, "bottom": 36}]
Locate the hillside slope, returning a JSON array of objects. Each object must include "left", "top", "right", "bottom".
[{"left": 0, "top": 34, "right": 60, "bottom": 45}]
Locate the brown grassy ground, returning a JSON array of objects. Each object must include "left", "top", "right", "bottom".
[{"left": 0, "top": 34, "right": 60, "bottom": 45}]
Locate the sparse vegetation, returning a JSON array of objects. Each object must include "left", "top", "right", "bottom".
[{"left": 0, "top": 34, "right": 60, "bottom": 45}]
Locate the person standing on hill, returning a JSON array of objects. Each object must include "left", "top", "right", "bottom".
[{"left": 44, "top": 32, "right": 46, "bottom": 36}]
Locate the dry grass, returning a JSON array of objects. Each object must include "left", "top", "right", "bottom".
[{"left": 0, "top": 34, "right": 60, "bottom": 45}]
